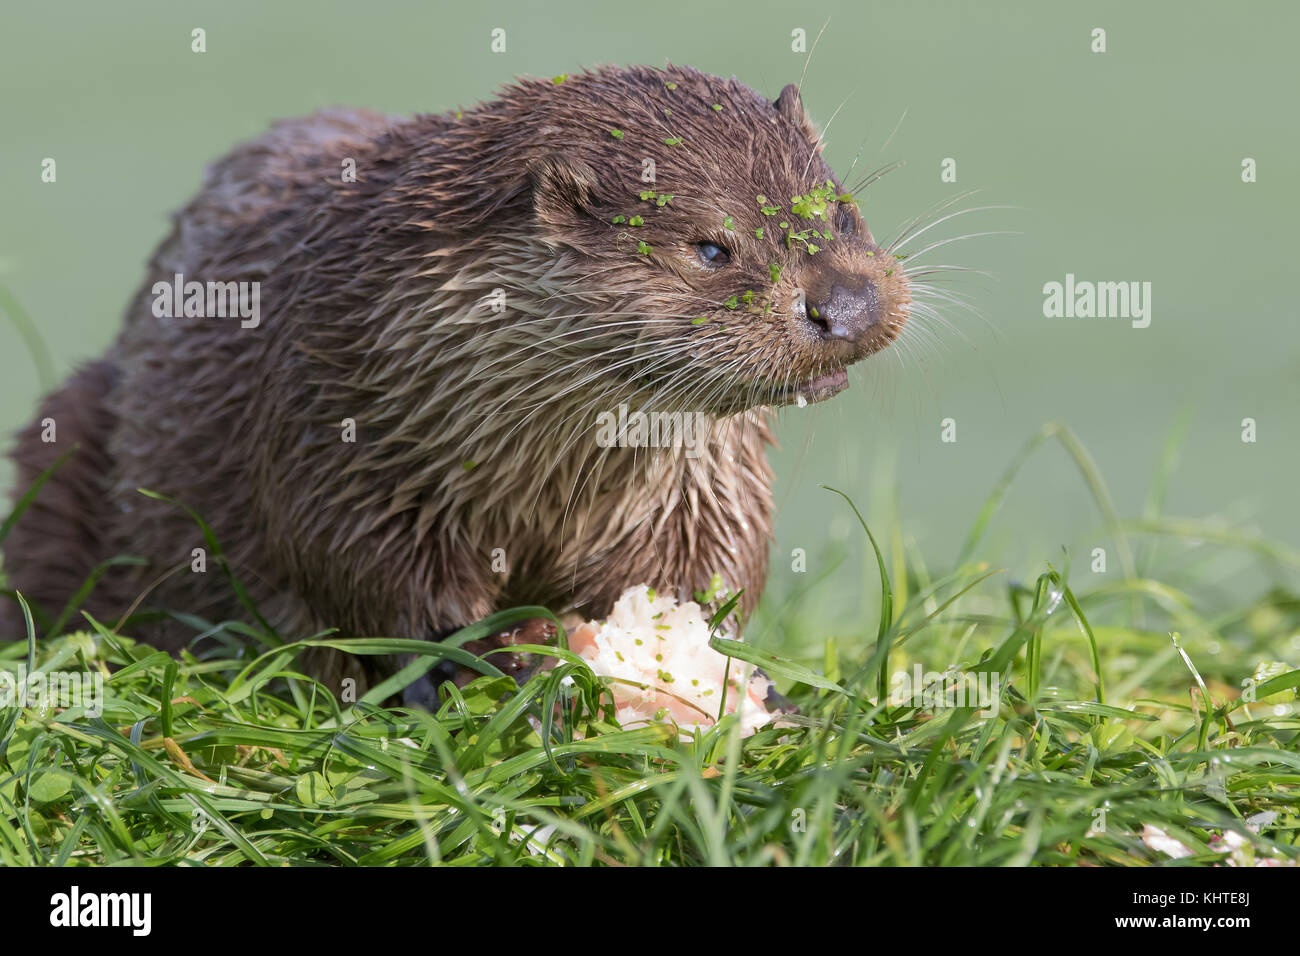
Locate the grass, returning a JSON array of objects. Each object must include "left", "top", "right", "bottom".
[{"left": 0, "top": 423, "right": 1297, "bottom": 866}]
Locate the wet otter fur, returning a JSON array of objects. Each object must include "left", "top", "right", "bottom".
[{"left": 2, "top": 64, "right": 909, "bottom": 694}]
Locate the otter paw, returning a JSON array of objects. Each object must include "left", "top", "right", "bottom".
[
  {"left": 402, "top": 618, "right": 559, "bottom": 707},
  {"left": 457, "top": 617, "right": 558, "bottom": 685}
]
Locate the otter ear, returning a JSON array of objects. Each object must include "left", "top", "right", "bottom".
[
  {"left": 529, "top": 153, "right": 600, "bottom": 229},
  {"left": 774, "top": 84, "right": 804, "bottom": 123},
  {"left": 774, "top": 83, "right": 822, "bottom": 150}
]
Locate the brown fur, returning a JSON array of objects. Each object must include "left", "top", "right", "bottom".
[{"left": 1, "top": 66, "right": 908, "bottom": 690}]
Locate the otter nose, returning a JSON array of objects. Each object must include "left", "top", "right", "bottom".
[{"left": 806, "top": 281, "right": 880, "bottom": 342}]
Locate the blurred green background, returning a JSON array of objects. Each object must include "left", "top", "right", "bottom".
[{"left": 2, "top": 0, "right": 1297, "bottom": 636}]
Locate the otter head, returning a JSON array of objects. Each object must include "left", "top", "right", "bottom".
[{"left": 523, "top": 65, "right": 909, "bottom": 415}]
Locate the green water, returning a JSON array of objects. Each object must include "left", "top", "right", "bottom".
[{"left": 2, "top": 1, "right": 1297, "bottom": 633}]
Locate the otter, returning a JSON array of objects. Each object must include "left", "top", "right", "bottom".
[{"left": 1, "top": 65, "right": 909, "bottom": 697}]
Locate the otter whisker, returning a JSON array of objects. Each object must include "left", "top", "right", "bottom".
[
  {"left": 845, "top": 159, "right": 905, "bottom": 197},
  {"left": 910, "top": 286, "right": 1001, "bottom": 343},
  {"left": 479, "top": 335, "right": 730, "bottom": 450},
  {"left": 802, "top": 89, "right": 858, "bottom": 179},
  {"left": 471, "top": 314, "right": 709, "bottom": 375},
  {"left": 898, "top": 230, "right": 1020, "bottom": 263},
  {"left": 877, "top": 107, "right": 909, "bottom": 158},
  {"left": 904, "top": 265, "right": 996, "bottom": 280},
  {"left": 472, "top": 338, "right": 715, "bottom": 438},
  {"left": 890, "top": 203, "right": 1015, "bottom": 255},
  {"left": 886, "top": 188, "right": 982, "bottom": 252},
  {"left": 797, "top": 16, "right": 832, "bottom": 95}
]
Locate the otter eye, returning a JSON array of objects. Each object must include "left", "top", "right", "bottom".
[{"left": 696, "top": 241, "right": 731, "bottom": 268}]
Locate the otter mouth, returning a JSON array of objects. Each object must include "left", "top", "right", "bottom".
[{"left": 774, "top": 369, "right": 849, "bottom": 407}]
